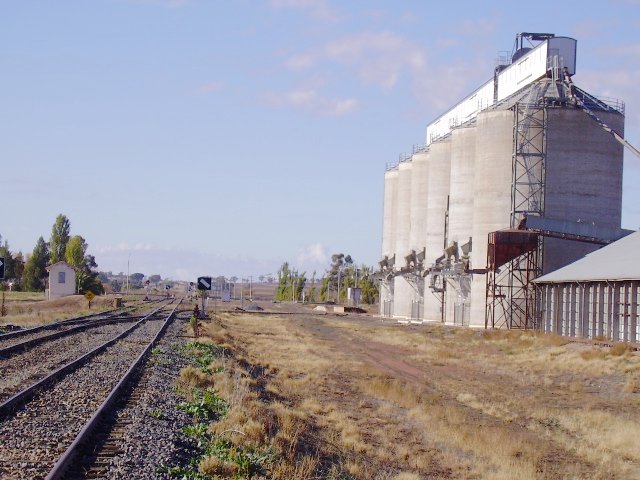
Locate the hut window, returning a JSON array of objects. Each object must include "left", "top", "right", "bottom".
[{"left": 58, "top": 271, "right": 66, "bottom": 284}]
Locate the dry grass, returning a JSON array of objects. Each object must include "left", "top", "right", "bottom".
[
  {"left": 609, "top": 342, "right": 631, "bottom": 356},
  {"left": 360, "top": 375, "right": 422, "bottom": 410},
  {"left": 624, "top": 374, "right": 640, "bottom": 393},
  {"left": 0, "top": 294, "right": 132, "bottom": 327},
  {"left": 178, "top": 366, "right": 214, "bottom": 389},
  {"left": 194, "top": 308, "right": 640, "bottom": 479},
  {"left": 2, "top": 291, "right": 46, "bottom": 302},
  {"left": 393, "top": 474, "right": 420, "bottom": 480},
  {"left": 198, "top": 455, "right": 239, "bottom": 476},
  {"left": 580, "top": 348, "right": 607, "bottom": 361}
]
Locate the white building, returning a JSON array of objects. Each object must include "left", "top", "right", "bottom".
[{"left": 46, "top": 261, "right": 76, "bottom": 299}]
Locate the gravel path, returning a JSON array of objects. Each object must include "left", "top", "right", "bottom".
[{"left": 0, "top": 314, "right": 172, "bottom": 480}]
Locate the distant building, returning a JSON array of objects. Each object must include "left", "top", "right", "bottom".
[{"left": 46, "top": 261, "right": 76, "bottom": 299}]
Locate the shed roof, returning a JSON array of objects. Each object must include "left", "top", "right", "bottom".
[
  {"left": 535, "top": 230, "right": 640, "bottom": 283},
  {"left": 45, "top": 261, "right": 75, "bottom": 272}
]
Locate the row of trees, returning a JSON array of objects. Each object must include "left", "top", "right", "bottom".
[
  {"left": 274, "top": 253, "right": 378, "bottom": 304},
  {"left": 96, "top": 272, "right": 164, "bottom": 293},
  {"left": 274, "top": 263, "right": 307, "bottom": 301},
  {"left": 1, "top": 214, "right": 104, "bottom": 294}
]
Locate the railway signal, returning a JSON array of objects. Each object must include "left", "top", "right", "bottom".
[
  {"left": 196, "top": 276, "right": 211, "bottom": 320},
  {"left": 197, "top": 277, "right": 212, "bottom": 291}
]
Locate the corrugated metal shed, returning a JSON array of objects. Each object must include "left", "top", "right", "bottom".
[{"left": 535, "top": 230, "right": 640, "bottom": 283}]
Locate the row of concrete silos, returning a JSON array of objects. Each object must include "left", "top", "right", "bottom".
[{"left": 381, "top": 81, "right": 625, "bottom": 327}]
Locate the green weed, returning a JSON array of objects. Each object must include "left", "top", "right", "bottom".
[
  {"left": 181, "top": 342, "right": 225, "bottom": 374},
  {"left": 149, "top": 409, "right": 165, "bottom": 420},
  {"left": 156, "top": 461, "right": 210, "bottom": 480},
  {"left": 178, "top": 388, "right": 228, "bottom": 420},
  {"left": 182, "top": 422, "right": 210, "bottom": 448},
  {"left": 205, "top": 438, "right": 276, "bottom": 477}
]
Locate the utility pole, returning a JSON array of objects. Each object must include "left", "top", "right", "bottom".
[{"left": 126, "top": 254, "right": 130, "bottom": 296}]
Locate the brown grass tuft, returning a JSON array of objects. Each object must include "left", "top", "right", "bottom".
[
  {"left": 580, "top": 348, "right": 607, "bottom": 361},
  {"left": 624, "top": 375, "right": 640, "bottom": 394},
  {"left": 198, "top": 455, "right": 239, "bottom": 476},
  {"left": 270, "top": 455, "right": 318, "bottom": 480},
  {"left": 393, "top": 473, "right": 421, "bottom": 480},
  {"left": 361, "top": 376, "right": 422, "bottom": 409},
  {"left": 544, "top": 333, "right": 571, "bottom": 347},
  {"left": 178, "top": 366, "right": 213, "bottom": 388},
  {"left": 609, "top": 343, "right": 631, "bottom": 357}
]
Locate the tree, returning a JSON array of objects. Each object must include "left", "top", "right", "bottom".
[
  {"left": 110, "top": 279, "right": 122, "bottom": 292},
  {"left": 12, "top": 252, "right": 25, "bottom": 290},
  {"left": 97, "top": 272, "right": 110, "bottom": 283},
  {"left": 49, "top": 214, "right": 71, "bottom": 264},
  {"left": 326, "top": 253, "right": 350, "bottom": 301},
  {"left": 274, "top": 262, "right": 306, "bottom": 301},
  {"left": 357, "top": 265, "right": 379, "bottom": 305},
  {"left": 22, "top": 237, "right": 49, "bottom": 291},
  {"left": 65, "top": 235, "right": 87, "bottom": 270},
  {"left": 65, "top": 236, "right": 104, "bottom": 295},
  {"left": 320, "top": 254, "right": 378, "bottom": 305},
  {"left": 149, "top": 274, "right": 162, "bottom": 285},
  {"left": 0, "top": 235, "right": 25, "bottom": 290},
  {"left": 130, "top": 273, "right": 145, "bottom": 283}
]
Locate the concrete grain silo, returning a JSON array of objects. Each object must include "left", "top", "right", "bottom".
[
  {"left": 393, "top": 160, "right": 413, "bottom": 319},
  {"left": 445, "top": 126, "right": 477, "bottom": 325},
  {"left": 423, "top": 140, "right": 451, "bottom": 321},
  {"left": 468, "top": 109, "right": 515, "bottom": 326},
  {"left": 380, "top": 168, "right": 399, "bottom": 316},
  {"left": 543, "top": 109, "right": 624, "bottom": 273},
  {"left": 379, "top": 32, "right": 630, "bottom": 330},
  {"left": 408, "top": 150, "right": 429, "bottom": 319}
]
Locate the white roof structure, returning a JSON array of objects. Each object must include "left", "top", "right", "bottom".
[{"left": 535, "top": 230, "right": 640, "bottom": 283}]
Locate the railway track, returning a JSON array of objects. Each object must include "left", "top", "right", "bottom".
[
  {"left": 58, "top": 310, "right": 195, "bottom": 479},
  {"left": 0, "top": 310, "right": 124, "bottom": 351},
  {"left": 0, "top": 298, "right": 164, "bottom": 351},
  {"left": 0, "top": 299, "right": 185, "bottom": 480},
  {"left": 0, "top": 311, "right": 161, "bottom": 404}
]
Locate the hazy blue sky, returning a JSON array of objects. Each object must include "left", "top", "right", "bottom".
[{"left": 3, "top": 0, "right": 640, "bottom": 281}]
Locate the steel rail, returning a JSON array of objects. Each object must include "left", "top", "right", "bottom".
[
  {"left": 0, "top": 301, "right": 173, "bottom": 420},
  {"left": 0, "top": 314, "right": 145, "bottom": 358},
  {"left": 0, "top": 297, "right": 165, "bottom": 341},
  {"left": 0, "top": 308, "right": 123, "bottom": 341},
  {"left": 45, "top": 298, "right": 184, "bottom": 480}
]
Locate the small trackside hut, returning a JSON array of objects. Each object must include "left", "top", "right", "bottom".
[{"left": 46, "top": 261, "right": 76, "bottom": 299}]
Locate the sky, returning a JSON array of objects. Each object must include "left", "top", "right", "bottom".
[{"left": 2, "top": 0, "right": 640, "bottom": 281}]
